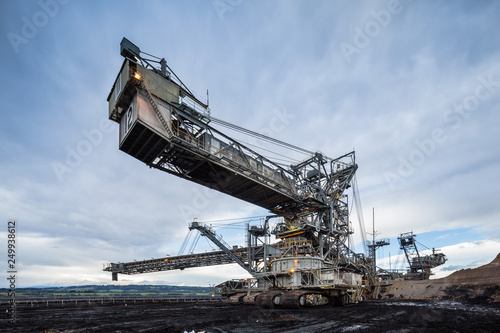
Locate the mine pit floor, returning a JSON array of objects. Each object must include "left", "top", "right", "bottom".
[{"left": 2, "top": 299, "right": 499, "bottom": 332}]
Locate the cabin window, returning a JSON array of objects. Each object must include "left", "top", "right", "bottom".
[
  {"left": 211, "top": 137, "right": 220, "bottom": 156},
  {"left": 115, "top": 73, "right": 121, "bottom": 102}
]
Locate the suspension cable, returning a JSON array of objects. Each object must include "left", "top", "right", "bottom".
[
  {"left": 178, "top": 229, "right": 193, "bottom": 256},
  {"left": 209, "top": 116, "right": 315, "bottom": 156},
  {"left": 352, "top": 175, "right": 368, "bottom": 255},
  {"left": 236, "top": 138, "right": 303, "bottom": 164},
  {"left": 188, "top": 233, "right": 201, "bottom": 254},
  {"left": 139, "top": 48, "right": 314, "bottom": 158}
]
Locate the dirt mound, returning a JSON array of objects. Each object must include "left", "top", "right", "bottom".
[
  {"left": 380, "top": 253, "right": 500, "bottom": 304},
  {"left": 445, "top": 254, "right": 499, "bottom": 284},
  {"left": 492, "top": 252, "right": 500, "bottom": 264}
]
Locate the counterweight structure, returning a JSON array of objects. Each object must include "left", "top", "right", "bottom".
[{"left": 104, "top": 38, "right": 376, "bottom": 307}]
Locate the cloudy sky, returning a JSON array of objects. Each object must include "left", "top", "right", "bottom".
[{"left": 1, "top": 0, "right": 499, "bottom": 287}]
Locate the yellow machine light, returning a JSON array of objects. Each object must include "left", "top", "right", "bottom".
[
  {"left": 294, "top": 259, "right": 298, "bottom": 264},
  {"left": 134, "top": 72, "right": 141, "bottom": 80},
  {"left": 290, "top": 268, "right": 295, "bottom": 273}
]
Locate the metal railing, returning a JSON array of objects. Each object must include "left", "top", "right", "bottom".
[{"left": 140, "top": 76, "right": 295, "bottom": 195}]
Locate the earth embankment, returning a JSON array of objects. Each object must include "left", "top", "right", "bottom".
[{"left": 380, "top": 253, "right": 500, "bottom": 303}]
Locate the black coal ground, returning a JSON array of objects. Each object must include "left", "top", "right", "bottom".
[{"left": 2, "top": 300, "right": 499, "bottom": 332}]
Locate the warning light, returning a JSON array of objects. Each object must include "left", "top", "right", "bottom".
[
  {"left": 290, "top": 268, "right": 295, "bottom": 273},
  {"left": 133, "top": 72, "right": 141, "bottom": 80}
]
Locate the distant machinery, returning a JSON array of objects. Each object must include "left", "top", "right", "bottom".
[
  {"left": 367, "top": 208, "right": 390, "bottom": 276},
  {"left": 398, "top": 232, "right": 447, "bottom": 280},
  {"left": 104, "top": 38, "right": 378, "bottom": 307}
]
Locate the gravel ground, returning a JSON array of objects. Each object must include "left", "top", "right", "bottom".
[{"left": 2, "top": 299, "right": 499, "bottom": 332}]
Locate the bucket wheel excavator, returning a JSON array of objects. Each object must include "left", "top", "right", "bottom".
[
  {"left": 398, "top": 232, "right": 447, "bottom": 280},
  {"left": 103, "top": 38, "right": 378, "bottom": 307}
]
